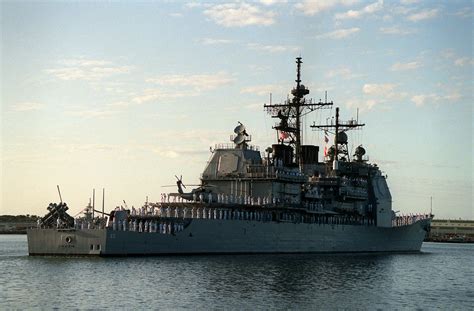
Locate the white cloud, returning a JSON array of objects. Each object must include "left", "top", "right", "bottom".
[
  {"left": 295, "top": 0, "right": 358, "bottom": 16},
  {"left": 315, "top": 27, "right": 360, "bottom": 39},
  {"left": 11, "top": 102, "right": 44, "bottom": 112},
  {"left": 246, "top": 43, "right": 300, "bottom": 53},
  {"left": 441, "top": 49, "right": 456, "bottom": 59},
  {"left": 240, "top": 84, "right": 286, "bottom": 96},
  {"left": 47, "top": 58, "right": 132, "bottom": 81},
  {"left": 400, "top": 0, "right": 420, "bottom": 4},
  {"left": 345, "top": 98, "right": 379, "bottom": 110},
  {"left": 411, "top": 92, "right": 462, "bottom": 106},
  {"left": 345, "top": 83, "right": 406, "bottom": 111},
  {"left": 407, "top": 9, "right": 439, "bottom": 22},
  {"left": 453, "top": 7, "right": 472, "bottom": 18},
  {"left": 204, "top": 3, "right": 276, "bottom": 27},
  {"left": 444, "top": 92, "right": 461, "bottom": 101},
  {"left": 106, "top": 101, "right": 130, "bottom": 107},
  {"left": 131, "top": 89, "right": 197, "bottom": 104},
  {"left": 133, "top": 72, "right": 235, "bottom": 104},
  {"left": 391, "top": 5, "right": 416, "bottom": 16},
  {"left": 169, "top": 12, "right": 183, "bottom": 18},
  {"left": 454, "top": 57, "right": 474, "bottom": 67},
  {"left": 335, "top": 0, "right": 383, "bottom": 20},
  {"left": 66, "top": 109, "right": 119, "bottom": 118},
  {"left": 390, "top": 61, "right": 421, "bottom": 71},
  {"left": 198, "top": 38, "right": 235, "bottom": 45},
  {"left": 146, "top": 72, "right": 235, "bottom": 92},
  {"left": 379, "top": 26, "right": 416, "bottom": 35},
  {"left": 260, "top": 0, "right": 287, "bottom": 5},
  {"left": 325, "top": 67, "right": 363, "bottom": 79},
  {"left": 185, "top": 2, "right": 203, "bottom": 9},
  {"left": 411, "top": 94, "right": 439, "bottom": 106},
  {"left": 363, "top": 83, "right": 396, "bottom": 96},
  {"left": 153, "top": 149, "right": 180, "bottom": 159},
  {"left": 58, "top": 59, "right": 111, "bottom": 67}
]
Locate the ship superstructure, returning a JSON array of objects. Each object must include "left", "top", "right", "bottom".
[{"left": 27, "top": 58, "right": 432, "bottom": 256}]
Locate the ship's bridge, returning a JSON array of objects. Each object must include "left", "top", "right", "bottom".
[{"left": 202, "top": 146, "right": 262, "bottom": 179}]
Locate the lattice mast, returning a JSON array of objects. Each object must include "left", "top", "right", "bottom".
[
  {"left": 310, "top": 107, "right": 365, "bottom": 162},
  {"left": 264, "top": 57, "right": 332, "bottom": 167}
]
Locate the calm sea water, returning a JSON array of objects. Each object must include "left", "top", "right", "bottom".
[{"left": 1, "top": 235, "right": 473, "bottom": 310}]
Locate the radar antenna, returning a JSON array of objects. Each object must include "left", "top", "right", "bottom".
[
  {"left": 231, "top": 122, "right": 251, "bottom": 148},
  {"left": 264, "top": 57, "right": 332, "bottom": 167},
  {"left": 311, "top": 107, "right": 365, "bottom": 162}
]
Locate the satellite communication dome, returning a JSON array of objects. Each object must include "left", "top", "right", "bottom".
[
  {"left": 234, "top": 123, "right": 246, "bottom": 135},
  {"left": 336, "top": 131, "right": 348, "bottom": 144},
  {"left": 233, "top": 134, "right": 246, "bottom": 145},
  {"left": 355, "top": 145, "right": 366, "bottom": 156}
]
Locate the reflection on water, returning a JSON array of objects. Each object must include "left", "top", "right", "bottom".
[{"left": 1, "top": 235, "right": 473, "bottom": 309}]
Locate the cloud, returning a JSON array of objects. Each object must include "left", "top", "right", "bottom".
[
  {"left": 444, "top": 92, "right": 461, "bottom": 101},
  {"left": 410, "top": 92, "right": 461, "bottom": 107},
  {"left": 345, "top": 83, "right": 405, "bottom": 111},
  {"left": 246, "top": 43, "right": 300, "bottom": 53},
  {"left": 399, "top": 0, "right": 420, "bottom": 4},
  {"left": 47, "top": 58, "right": 132, "bottom": 81},
  {"left": 131, "top": 89, "right": 197, "bottom": 104},
  {"left": 11, "top": 102, "right": 44, "bottom": 112},
  {"left": 198, "top": 38, "right": 235, "bottom": 45},
  {"left": 315, "top": 27, "right": 360, "bottom": 39},
  {"left": 295, "top": 0, "right": 358, "bottom": 16},
  {"left": 325, "top": 67, "right": 363, "bottom": 79},
  {"left": 335, "top": 0, "right": 383, "bottom": 20},
  {"left": 390, "top": 61, "right": 421, "bottom": 71},
  {"left": 454, "top": 57, "right": 474, "bottom": 67},
  {"left": 362, "top": 83, "right": 396, "bottom": 96},
  {"left": 411, "top": 94, "right": 439, "bottom": 106},
  {"left": 204, "top": 3, "right": 276, "bottom": 27},
  {"left": 169, "top": 12, "right": 183, "bottom": 18},
  {"left": 407, "top": 9, "right": 439, "bottom": 22},
  {"left": 453, "top": 7, "right": 472, "bottom": 18},
  {"left": 440, "top": 48, "right": 456, "bottom": 59},
  {"left": 345, "top": 98, "right": 378, "bottom": 110},
  {"left": 185, "top": 2, "right": 205, "bottom": 9},
  {"left": 240, "top": 84, "right": 286, "bottom": 96},
  {"left": 260, "top": 0, "right": 287, "bottom": 5},
  {"left": 379, "top": 26, "right": 416, "bottom": 35},
  {"left": 132, "top": 72, "right": 235, "bottom": 104},
  {"left": 146, "top": 72, "right": 235, "bottom": 92},
  {"left": 66, "top": 109, "right": 119, "bottom": 118}
]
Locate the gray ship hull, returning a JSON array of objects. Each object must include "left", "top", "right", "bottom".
[{"left": 27, "top": 218, "right": 430, "bottom": 256}]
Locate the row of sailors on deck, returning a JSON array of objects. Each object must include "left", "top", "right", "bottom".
[
  {"left": 392, "top": 214, "right": 431, "bottom": 227},
  {"left": 130, "top": 207, "right": 273, "bottom": 222},
  {"left": 160, "top": 192, "right": 278, "bottom": 205},
  {"left": 112, "top": 218, "right": 184, "bottom": 234}
]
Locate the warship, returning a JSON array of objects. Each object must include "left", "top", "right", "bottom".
[{"left": 27, "top": 58, "right": 432, "bottom": 256}]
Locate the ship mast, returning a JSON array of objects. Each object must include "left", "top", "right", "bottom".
[
  {"left": 264, "top": 57, "right": 332, "bottom": 167},
  {"left": 311, "top": 107, "right": 365, "bottom": 162}
]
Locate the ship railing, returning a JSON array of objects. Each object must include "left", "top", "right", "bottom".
[
  {"left": 392, "top": 214, "right": 432, "bottom": 227},
  {"left": 214, "top": 143, "right": 260, "bottom": 151},
  {"left": 246, "top": 165, "right": 277, "bottom": 179},
  {"left": 108, "top": 203, "right": 379, "bottom": 233},
  {"left": 310, "top": 177, "right": 339, "bottom": 185}
]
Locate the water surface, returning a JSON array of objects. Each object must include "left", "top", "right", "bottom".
[{"left": 1, "top": 235, "right": 472, "bottom": 309}]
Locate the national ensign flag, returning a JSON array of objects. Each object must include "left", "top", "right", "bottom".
[{"left": 279, "top": 131, "right": 289, "bottom": 140}]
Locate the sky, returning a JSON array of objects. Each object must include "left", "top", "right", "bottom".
[{"left": 1, "top": 0, "right": 472, "bottom": 219}]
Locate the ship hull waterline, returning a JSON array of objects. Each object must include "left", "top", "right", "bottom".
[{"left": 27, "top": 218, "right": 430, "bottom": 256}]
